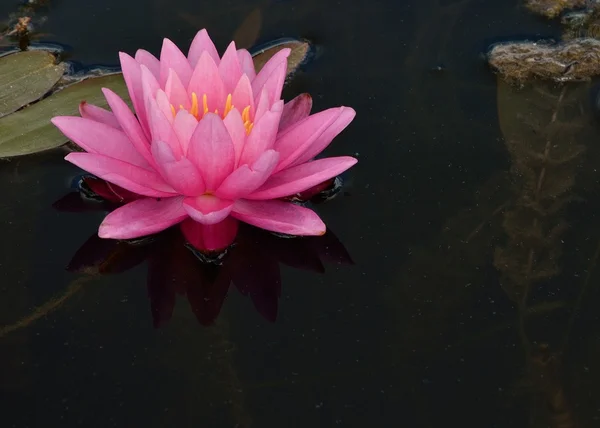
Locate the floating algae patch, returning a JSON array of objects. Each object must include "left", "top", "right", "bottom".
[
  {"left": 525, "top": 0, "right": 586, "bottom": 19},
  {"left": 488, "top": 38, "right": 600, "bottom": 83}
]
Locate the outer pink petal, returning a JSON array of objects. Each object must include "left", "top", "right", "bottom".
[
  {"left": 165, "top": 69, "right": 190, "bottom": 110},
  {"left": 135, "top": 49, "right": 161, "bottom": 80},
  {"left": 231, "top": 75, "right": 254, "bottom": 117},
  {"left": 223, "top": 108, "right": 246, "bottom": 167},
  {"left": 251, "top": 48, "right": 290, "bottom": 102},
  {"left": 145, "top": 89, "right": 182, "bottom": 158},
  {"left": 279, "top": 93, "right": 312, "bottom": 132},
  {"left": 156, "top": 90, "right": 174, "bottom": 124},
  {"left": 255, "top": 61, "right": 286, "bottom": 106},
  {"left": 119, "top": 52, "right": 150, "bottom": 137},
  {"left": 180, "top": 216, "right": 239, "bottom": 252},
  {"left": 151, "top": 140, "right": 205, "bottom": 196},
  {"left": 188, "top": 29, "right": 220, "bottom": 68},
  {"left": 160, "top": 38, "right": 193, "bottom": 87},
  {"left": 101, "top": 88, "right": 154, "bottom": 166},
  {"left": 79, "top": 102, "right": 121, "bottom": 129},
  {"left": 52, "top": 116, "right": 150, "bottom": 169},
  {"left": 99, "top": 196, "right": 187, "bottom": 239},
  {"left": 291, "top": 107, "right": 356, "bottom": 166},
  {"left": 247, "top": 156, "right": 357, "bottom": 200},
  {"left": 272, "top": 107, "right": 344, "bottom": 173},
  {"left": 231, "top": 199, "right": 326, "bottom": 236},
  {"left": 218, "top": 41, "right": 243, "bottom": 93},
  {"left": 238, "top": 101, "right": 283, "bottom": 166},
  {"left": 237, "top": 49, "right": 256, "bottom": 80},
  {"left": 183, "top": 195, "right": 234, "bottom": 225},
  {"left": 188, "top": 113, "right": 235, "bottom": 190},
  {"left": 65, "top": 152, "right": 177, "bottom": 197},
  {"left": 188, "top": 51, "right": 226, "bottom": 113},
  {"left": 173, "top": 109, "right": 198, "bottom": 155},
  {"left": 253, "top": 87, "right": 270, "bottom": 122},
  {"left": 215, "top": 150, "right": 279, "bottom": 200}
]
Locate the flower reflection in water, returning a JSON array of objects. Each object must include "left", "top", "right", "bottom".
[{"left": 54, "top": 175, "right": 353, "bottom": 327}]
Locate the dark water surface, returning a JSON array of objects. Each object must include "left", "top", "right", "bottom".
[{"left": 2, "top": 0, "right": 600, "bottom": 426}]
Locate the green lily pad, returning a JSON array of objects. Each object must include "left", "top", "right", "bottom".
[
  {"left": 0, "top": 50, "right": 66, "bottom": 117},
  {"left": 0, "top": 73, "right": 128, "bottom": 158},
  {"left": 251, "top": 39, "right": 311, "bottom": 74}
]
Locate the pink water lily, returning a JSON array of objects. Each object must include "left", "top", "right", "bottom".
[{"left": 52, "top": 29, "right": 356, "bottom": 251}]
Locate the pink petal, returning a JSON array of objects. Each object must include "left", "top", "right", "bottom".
[
  {"left": 52, "top": 116, "right": 150, "bottom": 169},
  {"left": 156, "top": 90, "right": 174, "bottom": 124},
  {"left": 291, "top": 107, "right": 356, "bottom": 166},
  {"left": 216, "top": 150, "right": 279, "bottom": 200},
  {"left": 183, "top": 195, "right": 234, "bottom": 225},
  {"left": 160, "top": 38, "right": 193, "bottom": 87},
  {"left": 79, "top": 101, "right": 121, "bottom": 129},
  {"left": 237, "top": 49, "right": 256, "bottom": 80},
  {"left": 151, "top": 140, "right": 205, "bottom": 196},
  {"left": 279, "top": 93, "right": 312, "bottom": 132},
  {"left": 135, "top": 49, "right": 161, "bottom": 80},
  {"left": 173, "top": 109, "right": 198, "bottom": 155},
  {"left": 247, "top": 156, "right": 357, "bottom": 200},
  {"left": 101, "top": 88, "right": 155, "bottom": 166},
  {"left": 188, "top": 29, "right": 220, "bottom": 68},
  {"left": 251, "top": 48, "right": 290, "bottom": 102},
  {"left": 231, "top": 199, "right": 326, "bottom": 235},
  {"left": 254, "top": 61, "right": 286, "bottom": 106},
  {"left": 180, "top": 216, "right": 239, "bottom": 252},
  {"left": 223, "top": 108, "right": 246, "bottom": 167},
  {"left": 188, "top": 51, "right": 226, "bottom": 113},
  {"left": 273, "top": 107, "right": 344, "bottom": 173},
  {"left": 253, "top": 87, "right": 270, "bottom": 122},
  {"left": 165, "top": 69, "right": 190, "bottom": 110},
  {"left": 238, "top": 101, "right": 283, "bottom": 166},
  {"left": 218, "top": 41, "right": 243, "bottom": 93},
  {"left": 119, "top": 52, "right": 150, "bottom": 137},
  {"left": 188, "top": 113, "right": 235, "bottom": 190},
  {"left": 231, "top": 74, "right": 254, "bottom": 117},
  {"left": 99, "top": 196, "right": 187, "bottom": 239},
  {"left": 145, "top": 90, "right": 182, "bottom": 158},
  {"left": 65, "top": 152, "right": 177, "bottom": 197},
  {"left": 140, "top": 64, "right": 161, "bottom": 100}
]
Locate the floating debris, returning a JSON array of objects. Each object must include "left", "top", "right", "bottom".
[
  {"left": 525, "top": 0, "right": 587, "bottom": 19},
  {"left": 488, "top": 38, "right": 600, "bottom": 83}
]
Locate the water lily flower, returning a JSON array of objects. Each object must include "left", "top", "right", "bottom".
[{"left": 52, "top": 29, "right": 356, "bottom": 251}]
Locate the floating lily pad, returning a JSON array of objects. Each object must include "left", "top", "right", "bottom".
[
  {"left": 0, "top": 50, "right": 66, "bottom": 117},
  {"left": 251, "top": 39, "right": 311, "bottom": 74},
  {"left": 0, "top": 74, "right": 128, "bottom": 158}
]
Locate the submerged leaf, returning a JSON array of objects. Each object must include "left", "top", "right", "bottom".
[
  {"left": 233, "top": 8, "right": 262, "bottom": 49},
  {"left": 251, "top": 39, "right": 311, "bottom": 74},
  {"left": 0, "top": 74, "right": 128, "bottom": 158},
  {"left": 0, "top": 50, "right": 66, "bottom": 117}
]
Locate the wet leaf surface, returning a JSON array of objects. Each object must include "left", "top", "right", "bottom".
[
  {"left": 251, "top": 39, "right": 310, "bottom": 74},
  {"left": 0, "top": 50, "right": 66, "bottom": 117},
  {"left": 0, "top": 73, "right": 128, "bottom": 157}
]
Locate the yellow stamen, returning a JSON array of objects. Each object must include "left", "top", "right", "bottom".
[
  {"left": 244, "top": 120, "right": 253, "bottom": 135},
  {"left": 223, "top": 94, "right": 233, "bottom": 117},
  {"left": 241, "top": 105, "right": 251, "bottom": 123},
  {"left": 170, "top": 104, "right": 176, "bottom": 118},
  {"left": 179, "top": 104, "right": 184, "bottom": 111},
  {"left": 203, "top": 94, "right": 209, "bottom": 115},
  {"left": 190, "top": 93, "right": 199, "bottom": 118}
]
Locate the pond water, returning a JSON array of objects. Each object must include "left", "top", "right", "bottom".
[{"left": 2, "top": 0, "right": 600, "bottom": 426}]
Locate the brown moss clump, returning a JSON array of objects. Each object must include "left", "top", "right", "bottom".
[
  {"left": 525, "top": 0, "right": 587, "bottom": 19},
  {"left": 488, "top": 38, "right": 600, "bottom": 83}
]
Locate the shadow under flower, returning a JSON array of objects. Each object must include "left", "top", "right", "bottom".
[{"left": 54, "top": 176, "right": 353, "bottom": 327}]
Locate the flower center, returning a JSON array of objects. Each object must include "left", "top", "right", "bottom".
[{"left": 170, "top": 93, "right": 254, "bottom": 135}]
